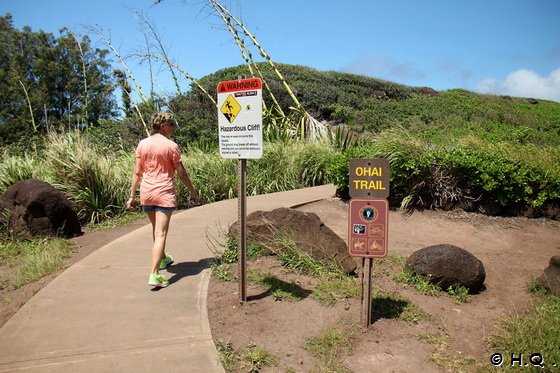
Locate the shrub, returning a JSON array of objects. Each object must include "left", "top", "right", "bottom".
[{"left": 43, "top": 131, "right": 131, "bottom": 224}]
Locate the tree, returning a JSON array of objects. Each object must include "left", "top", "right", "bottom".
[{"left": 0, "top": 14, "right": 118, "bottom": 146}]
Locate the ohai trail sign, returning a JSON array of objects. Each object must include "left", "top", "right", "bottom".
[
  {"left": 349, "top": 158, "right": 390, "bottom": 199},
  {"left": 217, "top": 77, "right": 263, "bottom": 159},
  {"left": 347, "top": 158, "right": 390, "bottom": 327}
]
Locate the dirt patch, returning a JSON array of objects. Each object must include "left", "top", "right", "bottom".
[{"left": 207, "top": 198, "right": 560, "bottom": 372}]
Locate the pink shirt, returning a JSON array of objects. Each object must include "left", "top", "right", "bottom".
[{"left": 135, "top": 133, "right": 181, "bottom": 208}]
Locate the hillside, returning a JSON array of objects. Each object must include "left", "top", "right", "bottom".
[{"left": 168, "top": 63, "right": 560, "bottom": 147}]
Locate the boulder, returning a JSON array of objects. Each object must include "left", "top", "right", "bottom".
[
  {"left": 536, "top": 256, "right": 560, "bottom": 296},
  {"left": 405, "top": 244, "right": 486, "bottom": 293},
  {"left": 229, "top": 207, "right": 356, "bottom": 274},
  {"left": 0, "top": 179, "right": 82, "bottom": 238},
  {"left": 418, "top": 87, "right": 439, "bottom": 97}
]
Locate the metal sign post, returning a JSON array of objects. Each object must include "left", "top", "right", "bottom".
[
  {"left": 348, "top": 158, "right": 390, "bottom": 327},
  {"left": 238, "top": 159, "right": 247, "bottom": 302},
  {"left": 217, "top": 77, "right": 263, "bottom": 303}
]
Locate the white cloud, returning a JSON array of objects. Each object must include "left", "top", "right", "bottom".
[{"left": 476, "top": 68, "right": 560, "bottom": 102}]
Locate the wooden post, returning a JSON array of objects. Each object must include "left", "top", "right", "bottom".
[
  {"left": 361, "top": 258, "right": 373, "bottom": 327},
  {"left": 238, "top": 158, "right": 247, "bottom": 302}
]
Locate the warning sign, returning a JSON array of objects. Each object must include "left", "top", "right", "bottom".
[
  {"left": 220, "top": 95, "right": 242, "bottom": 123},
  {"left": 217, "top": 78, "right": 263, "bottom": 159},
  {"left": 348, "top": 199, "right": 388, "bottom": 258}
]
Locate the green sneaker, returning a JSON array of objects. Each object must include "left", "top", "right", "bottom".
[
  {"left": 148, "top": 273, "right": 169, "bottom": 288},
  {"left": 159, "top": 254, "right": 174, "bottom": 270}
]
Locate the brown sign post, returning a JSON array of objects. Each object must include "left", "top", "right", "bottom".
[{"left": 348, "top": 159, "right": 390, "bottom": 327}]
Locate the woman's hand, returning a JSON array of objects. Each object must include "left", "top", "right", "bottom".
[
  {"left": 126, "top": 197, "right": 136, "bottom": 211},
  {"left": 190, "top": 195, "right": 201, "bottom": 206}
]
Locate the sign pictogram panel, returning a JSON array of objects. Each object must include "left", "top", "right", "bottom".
[
  {"left": 220, "top": 94, "right": 242, "bottom": 123},
  {"left": 217, "top": 78, "right": 263, "bottom": 159},
  {"left": 348, "top": 199, "right": 388, "bottom": 258}
]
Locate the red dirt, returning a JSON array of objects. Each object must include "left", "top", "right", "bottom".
[{"left": 207, "top": 198, "right": 560, "bottom": 372}]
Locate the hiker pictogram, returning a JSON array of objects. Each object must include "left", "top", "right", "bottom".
[{"left": 220, "top": 94, "right": 241, "bottom": 123}]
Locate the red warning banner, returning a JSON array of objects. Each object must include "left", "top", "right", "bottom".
[{"left": 217, "top": 78, "right": 262, "bottom": 93}]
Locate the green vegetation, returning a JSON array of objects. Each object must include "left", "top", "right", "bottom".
[
  {"left": 395, "top": 266, "right": 472, "bottom": 304},
  {"left": 304, "top": 327, "right": 354, "bottom": 373},
  {"left": 248, "top": 267, "right": 307, "bottom": 301},
  {"left": 326, "top": 124, "right": 560, "bottom": 217},
  {"left": 0, "top": 237, "right": 72, "bottom": 290},
  {"left": 272, "top": 236, "right": 360, "bottom": 305},
  {"left": 479, "top": 287, "right": 560, "bottom": 373},
  {"left": 0, "top": 14, "right": 116, "bottom": 148},
  {"left": 214, "top": 339, "right": 277, "bottom": 373},
  {"left": 211, "top": 235, "right": 358, "bottom": 304}
]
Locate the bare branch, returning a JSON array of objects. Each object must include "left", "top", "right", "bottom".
[{"left": 135, "top": 11, "right": 182, "bottom": 96}]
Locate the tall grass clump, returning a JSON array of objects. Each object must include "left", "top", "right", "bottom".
[
  {"left": 180, "top": 141, "right": 335, "bottom": 207},
  {"left": 248, "top": 142, "right": 302, "bottom": 195},
  {"left": 43, "top": 131, "right": 131, "bottom": 224},
  {"left": 181, "top": 146, "right": 237, "bottom": 206},
  {"left": 273, "top": 235, "right": 360, "bottom": 305},
  {"left": 0, "top": 153, "right": 48, "bottom": 196},
  {"left": 294, "top": 141, "right": 339, "bottom": 187}
]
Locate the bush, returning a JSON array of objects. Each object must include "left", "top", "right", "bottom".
[
  {"left": 0, "top": 153, "right": 48, "bottom": 196},
  {"left": 326, "top": 127, "right": 560, "bottom": 218},
  {"left": 44, "top": 131, "right": 131, "bottom": 224}
]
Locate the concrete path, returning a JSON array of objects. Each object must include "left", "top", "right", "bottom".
[{"left": 0, "top": 185, "right": 336, "bottom": 372}]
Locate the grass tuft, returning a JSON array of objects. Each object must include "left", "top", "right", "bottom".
[
  {"left": 214, "top": 339, "right": 277, "bottom": 373},
  {"left": 0, "top": 237, "right": 72, "bottom": 290},
  {"left": 484, "top": 292, "right": 560, "bottom": 372},
  {"left": 304, "top": 327, "right": 353, "bottom": 373}
]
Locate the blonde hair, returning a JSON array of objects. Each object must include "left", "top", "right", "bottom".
[{"left": 151, "top": 112, "right": 177, "bottom": 134}]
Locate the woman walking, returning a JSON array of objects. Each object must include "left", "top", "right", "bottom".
[{"left": 127, "top": 112, "right": 199, "bottom": 288}]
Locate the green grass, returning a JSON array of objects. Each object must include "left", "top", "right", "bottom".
[
  {"left": 395, "top": 267, "right": 471, "bottom": 303},
  {"left": 273, "top": 235, "right": 338, "bottom": 277},
  {"left": 313, "top": 275, "right": 360, "bottom": 306},
  {"left": 0, "top": 237, "right": 73, "bottom": 290},
  {"left": 272, "top": 236, "right": 361, "bottom": 306},
  {"left": 212, "top": 235, "right": 360, "bottom": 305},
  {"left": 304, "top": 327, "right": 354, "bottom": 373},
  {"left": 248, "top": 269, "right": 306, "bottom": 301},
  {"left": 214, "top": 339, "right": 277, "bottom": 373},
  {"left": 210, "top": 237, "right": 266, "bottom": 282},
  {"left": 86, "top": 211, "right": 145, "bottom": 231},
  {"left": 479, "top": 287, "right": 560, "bottom": 373}
]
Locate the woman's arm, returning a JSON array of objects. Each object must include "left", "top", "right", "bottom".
[
  {"left": 127, "top": 156, "right": 143, "bottom": 211},
  {"left": 175, "top": 161, "right": 200, "bottom": 205}
]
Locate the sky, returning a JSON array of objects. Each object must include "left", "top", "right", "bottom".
[{"left": 2, "top": 0, "right": 560, "bottom": 102}]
